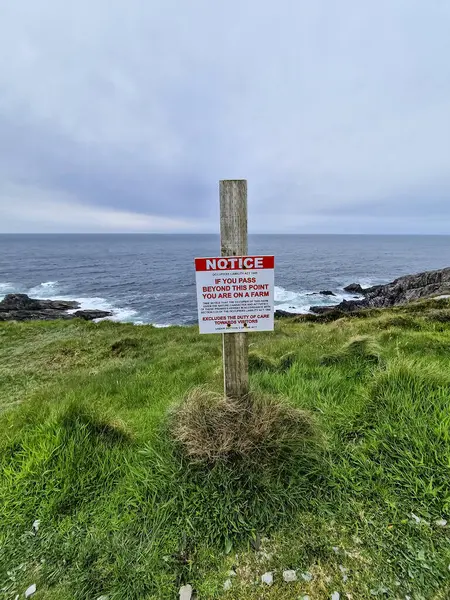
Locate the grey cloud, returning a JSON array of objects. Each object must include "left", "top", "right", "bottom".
[{"left": 1, "top": 0, "right": 450, "bottom": 232}]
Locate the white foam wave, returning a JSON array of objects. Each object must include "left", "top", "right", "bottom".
[
  {"left": 63, "top": 296, "right": 138, "bottom": 322},
  {"left": 0, "top": 281, "right": 139, "bottom": 323},
  {"left": 28, "top": 281, "right": 59, "bottom": 297},
  {"left": 1, "top": 279, "right": 367, "bottom": 323},
  {"left": 0, "top": 282, "right": 15, "bottom": 294},
  {"left": 274, "top": 285, "right": 306, "bottom": 303},
  {"left": 274, "top": 285, "right": 359, "bottom": 314}
]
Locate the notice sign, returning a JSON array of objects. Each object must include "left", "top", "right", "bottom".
[{"left": 195, "top": 255, "right": 275, "bottom": 334}]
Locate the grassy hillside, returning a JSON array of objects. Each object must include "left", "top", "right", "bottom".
[{"left": 1, "top": 298, "right": 450, "bottom": 600}]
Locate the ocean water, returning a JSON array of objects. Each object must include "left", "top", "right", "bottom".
[{"left": 0, "top": 234, "right": 449, "bottom": 326}]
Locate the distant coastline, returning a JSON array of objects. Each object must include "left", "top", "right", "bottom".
[{"left": 1, "top": 234, "right": 450, "bottom": 325}]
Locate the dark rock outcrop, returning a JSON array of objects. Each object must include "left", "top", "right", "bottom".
[
  {"left": 319, "top": 290, "right": 336, "bottom": 296},
  {"left": 275, "top": 309, "right": 297, "bottom": 319},
  {"left": 312, "top": 267, "right": 450, "bottom": 315},
  {"left": 73, "top": 310, "right": 114, "bottom": 321},
  {"left": 311, "top": 299, "right": 366, "bottom": 314},
  {"left": 0, "top": 294, "right": 112, "bottom": 322},
  {"left": 343, "top": 283, "right": 365, "bottom": 294},
  {"left": 0, "top": 294, "right": 80, "bottom": 311}
]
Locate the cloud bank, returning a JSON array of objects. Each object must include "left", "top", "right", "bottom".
[{"left": 1, "top": 0, "right": 449, "bottom": 233}]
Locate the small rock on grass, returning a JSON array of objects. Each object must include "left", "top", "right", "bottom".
[
  {"left": 261, "top": 572, "right": 273, "bottom": 586},
  {"left": 179, "top": 584, "right": 193, "bottom": 600},
  {"left": 223, "top": 579, "right": 232, "bottom": 591},
  {"left": 283, "top": 569, "right": 297, "bottom": 582},
  {"left": 410, "top": 512, "right": 430, "bottom": 526},
  {"left": 331, "top": 593, "right": 340, "bottom": 600},
  {"left": 301, "top": 572, "right": 313, "bottom": 582},
  {"left": 25, "top": 585, "right": 36, "bottom": 598},
  {"left": 435, "top": 519, "right": 447, "bottom": 527}
]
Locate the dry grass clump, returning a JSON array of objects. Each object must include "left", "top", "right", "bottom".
[{"left": 170, "top": 387, "right": 319, "bottom": 464}]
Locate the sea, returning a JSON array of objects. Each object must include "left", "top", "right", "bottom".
[{"left": 1, "top": 235, "right": 449, "bottom": 326}]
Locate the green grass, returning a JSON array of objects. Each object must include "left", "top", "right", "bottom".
[{"left": 1, "top": 299, "right": 450, "bottom": 599}]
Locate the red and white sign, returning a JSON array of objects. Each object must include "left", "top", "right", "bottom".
[{"left": 195, "top": 255, "right": 275, "bottom": 334}]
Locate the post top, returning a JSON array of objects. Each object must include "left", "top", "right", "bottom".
[{"left": 219, "top": 179, "right": 247, "bottom": 183}]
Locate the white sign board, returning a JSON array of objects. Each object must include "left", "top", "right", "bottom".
[{"left": 195, "top": 255, "right": 275, "bottom": 334}]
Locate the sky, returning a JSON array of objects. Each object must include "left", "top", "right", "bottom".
[{"left": 0, "top": 0, "right": 449, "bottom": 234}]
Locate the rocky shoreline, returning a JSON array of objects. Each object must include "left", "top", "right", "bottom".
[
  {"left": 276, "top": 267, "right": 450, "bottom": 319},
  {"left": 2, "top": 267, "right": 449, "bottom": 324},
  {"left": 0, "top": 294, "right": 112, "bottom": 322}
]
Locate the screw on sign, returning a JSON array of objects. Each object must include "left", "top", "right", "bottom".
[{"left": 194, "top": 180, "right": 275, "bottom": 399}]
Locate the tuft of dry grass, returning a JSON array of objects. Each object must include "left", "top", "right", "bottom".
[{"left": 170, "top": 387, "right": 319, "bottom": 464}]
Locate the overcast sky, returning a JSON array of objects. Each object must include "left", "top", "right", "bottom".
[{"left": 1, "top": 0, "right": 449, "bottom": 234}]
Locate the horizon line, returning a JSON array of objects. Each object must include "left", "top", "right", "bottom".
[{"left": 1, "top": 232, "right": 450, "bottom": 236}]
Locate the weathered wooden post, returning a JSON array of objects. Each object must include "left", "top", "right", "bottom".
[
  {"left": 194, "top": 180, "right": 274, "bottom": 400},
  {"left": 220, "top": 180, "right": 249, "bottom": 399}
]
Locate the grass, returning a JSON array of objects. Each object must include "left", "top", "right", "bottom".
[
  {"left": 0, "top": 298, "right": 449, "bottom": 599},
  {"left": 320, "top": 335, "right": 382, "bottom": 365}
]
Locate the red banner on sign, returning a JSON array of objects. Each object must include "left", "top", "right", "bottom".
[{"left": 195, "top": 255, "right": 274, "bottom": 272}]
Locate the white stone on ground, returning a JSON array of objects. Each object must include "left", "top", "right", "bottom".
[
  {"left": 331, "top": 593, "right": 340, "bottom": 600},
  {"left": 228, "top": 569, "right": 237, "bottom": 577},
  {"left": 283, "top": 569, "right": 297, "bottom": 582},
  {"left": 301, "top": 572, "right": 313, "bottom": 582},
  {"left": 435, "top": 519, "right": 447, "bottom": 527},
  {"left": 261, "top": 572, "right": 273, "bottom": 586},
  {"left": 25, "top": 584, "right": 36, "bottom": 598},
  {"left": 223, "top": 579, "right": 232, "bottom": 591},
  {"left": 32, "top": 520, "right": 40, "bottom": 533},
  {"left": 179, "top": 584, "right": 193, "bottom": 600},
  {"left": 410, "top": 512, "right": 430, "bottom": 526}
]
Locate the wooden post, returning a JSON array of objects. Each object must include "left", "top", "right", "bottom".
[{"left": 220, "top": 180, "right": 249, "bottom": 399}]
